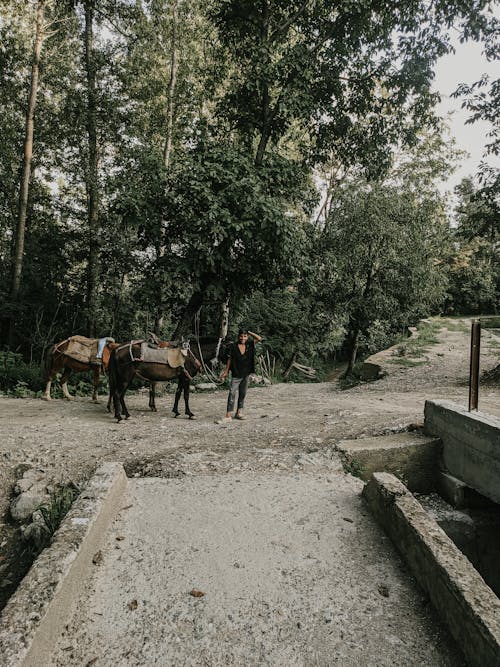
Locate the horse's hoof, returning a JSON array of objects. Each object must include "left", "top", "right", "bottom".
[
  {"left": 43, "top": 396, "right": 51, "bottom": 401},
  {"left": 188, "top": 415, "right": 195, "bottom": 420},
  {"left": 92, "top": 399, "right": 99, "bottom": 404}
]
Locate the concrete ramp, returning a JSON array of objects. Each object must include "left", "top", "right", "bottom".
[
  {"left": 47, "top": 472, "right": 460, "bottom": 666},
  {"left": 1, "top": 465, "right": 463, "bottom": 666}
]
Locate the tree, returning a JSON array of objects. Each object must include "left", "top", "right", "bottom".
[
  {"left": 446, "top": 177, "right": 499, "bottom": 314},
  {"left": 305, "top": 181, "right": 449, "bottom": 373},
  {"left": 211, "top": 0, "right": 495, "bottom": 171},
  {"left": 159, "top": 143, "right": 312, "bottom": 337}
]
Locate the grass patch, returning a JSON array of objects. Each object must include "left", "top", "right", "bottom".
[
  {"left": 480, "top": 316, "right": 500, "bottom": 329},
  {"left": 392, "top": 320, "right": 441, "bottom": 359},
  {"left": 388, "top": 358, "right": 427, "bottom": 367},
  {"left": 341, "top": 457, "right": 364, "bottom": 479},
  {"left": 441, "top": 319, "right": 469, "bottom": 333}
]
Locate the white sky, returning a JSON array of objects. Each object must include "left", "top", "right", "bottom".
[{"left": 433, "top": 34, "right": 499, "bottom": 194}]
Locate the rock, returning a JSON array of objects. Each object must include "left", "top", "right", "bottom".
[
  {"left": 22, "top": 521, "right": 49, "bottom": 549},
  {"left": 10, "top": 492, "right": 50, "bottom": 522},
  {"left": 195, "top": 383, "right": 217, "bottom": 391},
  {"left": 249, "top": 374, "right": 271, "bottom": 386}
]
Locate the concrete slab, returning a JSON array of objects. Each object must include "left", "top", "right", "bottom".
[
  {"left": 424, "top": 400, "right": 500, "bottom": 504},
  {"left": 49, "top": 472, "right": 462, "bottom": 666},
  {"left": 0, "top": 463, "right": 127, "bottom": 667},
  {"left": 363, "top": 472, "right": 500, "bottom": 667},
  {"left": 336, "top": 431, "right": 441, "bottom": 491}
]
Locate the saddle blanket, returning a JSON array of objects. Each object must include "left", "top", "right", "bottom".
[{"left": 139, "top": 343, "right": 186, "bottom": 368}]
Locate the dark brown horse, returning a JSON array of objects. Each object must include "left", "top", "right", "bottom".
[
  {"left": 44, "top": 336, "right": 117, "bottom": 402},
  {"left": 109, "top": 339, "right": 196, "bottom": 421},
  {"left": 149, "top": 336, "right": 227, "bottom": 418}
]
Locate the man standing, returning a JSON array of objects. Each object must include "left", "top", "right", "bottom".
[{"left": 217, "top": 328, "right": 262, "bottom": 423}]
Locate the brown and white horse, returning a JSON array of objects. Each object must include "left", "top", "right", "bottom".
[{"left": 44, "top": 336, "right": 117, "bottom": 402}]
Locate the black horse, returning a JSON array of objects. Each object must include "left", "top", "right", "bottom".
[{"left": 150, "top": 336, "right": 227, "bottom": 419}]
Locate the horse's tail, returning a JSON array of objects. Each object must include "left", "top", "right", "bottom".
[
  {"left": 108, "top": 346, "right": 121, "bottom": 398},
  {"left": 43, "top": 345, "right": 56, "bottom": 382}
]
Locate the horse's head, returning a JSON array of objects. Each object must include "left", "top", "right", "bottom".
[{"left": 180, "top": 339, "right": 190, "bottom": 357}]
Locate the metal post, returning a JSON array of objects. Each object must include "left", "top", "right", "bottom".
[{"left": 468, "top": 319, "right": 481, "bottom": 411}]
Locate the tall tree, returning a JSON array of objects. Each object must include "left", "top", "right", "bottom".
[
  {"left": 82, "top": 0, "right": 99, "bottom": 336},
  {"left": 8, "top": 0, "right": 46, "bottom": 343}
]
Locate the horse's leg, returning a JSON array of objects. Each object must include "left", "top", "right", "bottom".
[
  {"left": 172, "top": 377, "right": 182, "bottom": 417},
  {"left": 44, "top": 378, "right": 52, "bottom": 401},
  {"left": 184, "top": 378, "right": 194, "bottom": 419},
  {"left": 92, "top": 367, "right": 99, "bottom": 403},
  {"left": 112, "top": 377, "right": 129, "bottom": 421},
  {"left": 43, "top": 350, "right": 56, "bottom": 400},
  {"left": 120, "top": 381, "right": 131, "bottom": 419},
  {"left": 149, "top": 382, "right": 157, "bottom": 412},
  {"left": 60, "top": 367, "right": 73, "bottom": 400}
]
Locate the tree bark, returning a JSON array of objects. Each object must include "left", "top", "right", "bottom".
[
  {"left": 345, "top": 329, "right": 360, "bottom": 376},
  {"left": 254, "top": 2, "right": 271, "bottom": 167},
  {"left": 84, "top": 0, "right": 99, "bottom": 337},
  {"left": 171, "top": 290, "right": 204, "bottom": 340},
  {"left": 8, "top": 0, "right": 45, "bottom": 343},
  {"left": 162, "top": 0, "right": 178, "bottom": 169},
  {"left": 219, "top": 296, "right": 230, "bottom": 339},
  {"left": 345, "top": 255, "right": 376, "bottom": 375}
]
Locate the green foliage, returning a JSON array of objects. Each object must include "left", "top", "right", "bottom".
[
  {"left": 161, "top": 144, "right": 311, "bottom": 302},
  {"left": 0, "top": 0, "right": 497, "bottom": 374},
  {"left": 446, "top": 177, "right": 499, "bottom": 315},
  {"left": 341, "top": 457, "right": 364, "bottom": 479},
  {"left": 38, "top": 484, "right": 79, "bottom": 537},
  {"left": 394, "top": 320, "right": 442, "bottom": 358},
  {"left": 0, "top": 352, "right": 43, "bottom": 394}
]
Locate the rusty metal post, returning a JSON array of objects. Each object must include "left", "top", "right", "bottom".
[{"left": 468, "top": 320, "right": 481, "bottom": 411}]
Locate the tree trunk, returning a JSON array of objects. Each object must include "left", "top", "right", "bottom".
[
  {"left": 162, "top": 0, "right": 178, "bottom": 169},
  {"left": 254, "top": 2, "right": 271, "bottom": 167},
  {"left": 345, "top": 329, "right": 360, "bottom": 376},
  {"left": 219, "top": 296, "right": 230, "bottom": 339},
  {"left": 171, "top": 291, "right": 204, "bottom": 340},
  {"left": 84, "top": 0, "right": 99, "bottom": 337},
  {"left": 345, "top": 256, "right": 376, "bottom": 376},
  {"left": 8, "top": 0, "right": 45, "bottom": 343}
]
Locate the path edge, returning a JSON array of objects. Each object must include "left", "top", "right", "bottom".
[{"left": 0, "top": 462, "right": 128, "bottom": 667}]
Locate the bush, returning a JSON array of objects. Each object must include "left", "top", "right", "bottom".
[{"left": 0, "top": 352, "right": 44, "bottom": 394}]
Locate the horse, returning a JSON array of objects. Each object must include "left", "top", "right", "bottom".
[
  {"left": 109, "top": 339, "right": 197, "bottom": 421},
  {"left": 44, "top": 336, "right": 116, "bottom": 402},
  {"left": 109, "top": 336, "right": 226, "bottom": 422},
  {"left": 149, "top": 336, "right": 227, "bottom": 418}
]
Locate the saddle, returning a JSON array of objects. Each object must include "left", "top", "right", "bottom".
[
  {"left": 138, "top": 342, "right": 187, "bottom": 368},
  {"left": 63, "top": 336, "right": 99, "bottom": 365}
]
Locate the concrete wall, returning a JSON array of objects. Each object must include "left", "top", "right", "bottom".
[
  {"left": 424, "top": 400, "right": 500, "bottom": 505},
  {"left": 363, "top": 473, "right": 500, "bottom": 667}
]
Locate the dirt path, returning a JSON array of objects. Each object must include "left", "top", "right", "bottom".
[{"left": 1, "top": 318, "right": 499, "bottom": 519}]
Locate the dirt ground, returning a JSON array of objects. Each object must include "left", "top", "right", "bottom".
[
  {"left": 1, "top": 317, "right": 499, "bottom": 662},
  {"left": 1, "top": 317, "right": 499, "bottom": 521}
]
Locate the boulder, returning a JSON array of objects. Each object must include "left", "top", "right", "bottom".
[
  {"left": 10, "top": 492, "right": 50, "bottom": 522},
  {"left": 195, "top": 383, "right": 217, "bottom": 391}
]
